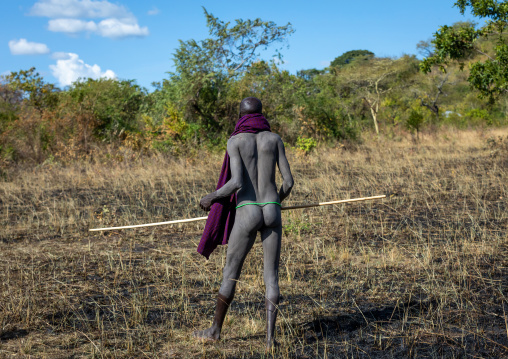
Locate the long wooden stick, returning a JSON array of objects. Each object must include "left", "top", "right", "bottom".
[
  {"left": 89, "top": 195, "right": 385, "bottom": 232},
  {"left": 281, "top": 194, "right": 386, "bottom": 210},
  {"left": 89, "top": 216, "right": 209, "bottom": 232}
]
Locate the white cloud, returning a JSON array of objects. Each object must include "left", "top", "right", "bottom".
[
  {"left": 147, "top": 7, "right": 159, "bottom": 16},
  {"left": 49, "top": 52, "right": 116, "bottom": 87},
  {"left": 9, "top": 38, "right": 50, "bottom": 55},
  {"left": 48, "top": 17, "right": 148, "bottom": 38},
  {"left": 31, "top": 0, "right": 148, "bottom": 39},
  {"left": 96, "top": 18, "right": 148, "bottom": 38},
  {"left": 30, "top": 0, "right": 130, "bottom": 19},
  {"left": 48, "top": 18, "right": 97, "bottom": 33},
  {"left": 320, "top": 60, "right": 331, "bottom": 67}
]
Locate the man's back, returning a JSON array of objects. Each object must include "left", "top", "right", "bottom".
[{"left": 229, "top": 131, "right": 285, "bottom": 206}]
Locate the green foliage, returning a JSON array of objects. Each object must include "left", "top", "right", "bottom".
[
  {"left": 406, "top": 109, "right": 425, "bottom": 135},
  {"left": 421, "top": 1, "right": 508, "bottom": 101},
  {"left": 330, "top": 50, "right": 374, "bottom": 68},
  {"left": 468, "top": 43, "right": 508, "bottom": 100},
  {"left": 454, "top": 0, "right": 508, "bottom": 20},
  {"left": 420, "top": 22, "right": 477, "bottom": 72},
  {"left": 297, "top": 68, "right": 323, "bottom": 81},
  {"left": 296, "top": 136, "right": 317, "bottom": 154},
  {"left": 325, "top": 55, "right": 421, "bottom": 135},
  {"left": 0, "top": 143, "right": 16, "bottom": 162},
  {"left": 199, "top": 7, "right": 294, "bottom": 75},
  {"left": 231, "top": 61, "right": 307, "bottom": 139},
  {"left": 283, "top": 215, "right": 313, "bottom": 235},
  {"left": 0, "top": 69, "right": 62, "bottom": 162},
  {"left": 167, "top": 7, "right": 294, "bottom": 135},
  {"left": 4, "top": 67, "right": 59, "bottom": 113},
  {"left": 0, "top": 82, "right": 22, "bottom": 130},
  {"left": 66, "top": 78, "right": 146, "bottom": 142},
  {"left": 142, "top": 101, "right": 201, "bottom": 154},
  {"left": 298, "top": 72, "right": 361, "bottom": 141},
  {"left": 2, "top": 7, "right": 508, "bottom": 165},
  {"left": 466, "top": 108, "right": 493, "bottom": 125}
]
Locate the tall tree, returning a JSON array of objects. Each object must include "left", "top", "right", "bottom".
[
  {"left": 165, "top": 8, "right": 294, "bottom": 135},
  {"left": 415, "top": 72, "right": 450, "bottom": 122},
  {"left": 416, "top": 39, "right": 435, "bottom": 57},
  {"left": 421, "top": 1, "right": 508, "bottom": 102},
  {"left": 335, "top": 56, "right": 420, "bottom": 135},
  {"left": 3, "top": 68, "right": 60, "bottom": 161},
  {"left": 5, "top": 67, "right": 59, "bottom": 114},
  {"left": 197, "top": 8, "right": 294, "bottom": 75},
  {"left": 330, "top": 50, "right": 374, "bottom": 68}
]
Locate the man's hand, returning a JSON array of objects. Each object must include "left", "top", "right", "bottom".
[{"left": 200, "top": 193, "right": 216, "bottom": 212}]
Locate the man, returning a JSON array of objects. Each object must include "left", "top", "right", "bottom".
[{"left": 194, "top": 97, "right": 294, "bottom": 349}]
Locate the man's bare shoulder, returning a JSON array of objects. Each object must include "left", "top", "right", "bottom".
[
  {"left": 227, "top": 134, "right": 248, "bottom": 146},
  {"left": 257, "top": 131, "right": 283, "bottom": 143},
  {"left": 229, "top": 132, "right": 282, "bottom": 143},
  {"left": 227, "top": 134, "right": 250, "bottom": 153}
]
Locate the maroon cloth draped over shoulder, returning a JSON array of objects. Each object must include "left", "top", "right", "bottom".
[{"left": 197, "top": 113, "right": 271, "bottom": 259}]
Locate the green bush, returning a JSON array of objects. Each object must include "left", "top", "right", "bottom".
[
  {"left": 406, "top": 109, "right": 425, "bottom": 135},
  {"left": 296, "top": 136, "right": 317, "bottom": 154},
  {"left": 466, "top": 108, "right": 492, "bottom": 125},
  {"left": 67, "top": 78, "right": 146, "bottom": 142}
]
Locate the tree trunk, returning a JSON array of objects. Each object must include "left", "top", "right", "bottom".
[{"left": 369, "top": 107, "right": 379, "bottom": 135}]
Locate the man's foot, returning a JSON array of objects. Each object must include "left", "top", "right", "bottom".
[
  {"left": 193, "top": 293, "right": 232, "bottom": 342},
  {"left": 193, "top": 326, "right": 220, "bottom": 341}
]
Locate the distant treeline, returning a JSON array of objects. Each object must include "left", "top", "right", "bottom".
[{"left": 1, "top": 4, "right": 507, "bottom": 164}]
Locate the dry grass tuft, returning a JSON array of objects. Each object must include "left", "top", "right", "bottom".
[{"left": 1, "top": 129, "right": 507, "bottom": 358}]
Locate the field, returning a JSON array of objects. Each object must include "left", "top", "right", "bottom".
[{"left": 1, "top": 129, "right": 507, "bottom": 358}]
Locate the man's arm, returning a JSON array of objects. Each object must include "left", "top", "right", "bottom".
[
  {"left": 200, "top": 138, "right": 243, "bottom": 211},
  {"left": 277, "top": 138, "right": 294, "bottom": 203}
]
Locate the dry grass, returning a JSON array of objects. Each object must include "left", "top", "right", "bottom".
[{"left": 1, "top": 129, "right": 507, "bottom": 358}]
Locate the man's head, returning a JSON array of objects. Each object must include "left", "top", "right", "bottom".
[{"left": 239, "top": 97, "right": 262, "bottom": 118}]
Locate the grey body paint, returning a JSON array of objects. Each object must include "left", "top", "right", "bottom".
[
  {"left": 218, "top": 131, "right": 293, "bottom": 301},
  {"left": 194, "top": 104, "right": 294, "bottom": 347}
]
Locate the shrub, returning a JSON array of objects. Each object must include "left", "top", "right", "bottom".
[{"left": 296, "top": 136, "right": 317, "bottom": 154}]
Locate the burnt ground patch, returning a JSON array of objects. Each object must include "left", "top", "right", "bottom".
[{"left": 0, "top": 329, "right": 29, "bottom": 341}]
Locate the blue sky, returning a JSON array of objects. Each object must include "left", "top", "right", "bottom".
[{"left": 1, "top": 0, "right": 471, "bottom": 90}]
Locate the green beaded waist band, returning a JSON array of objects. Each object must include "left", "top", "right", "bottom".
[{"left": 236, "top": 201, "right": 281, "bottom": 209}]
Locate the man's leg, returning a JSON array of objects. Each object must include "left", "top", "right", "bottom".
[
  {"left": 218, "top": 223, "right": 258, "bottom": 298},
  {"left": 261, "top": 224, "right": 282, "bottom": 348},
  {"left": 194, "top": 209, "right": 261, "bottom": 341}
]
